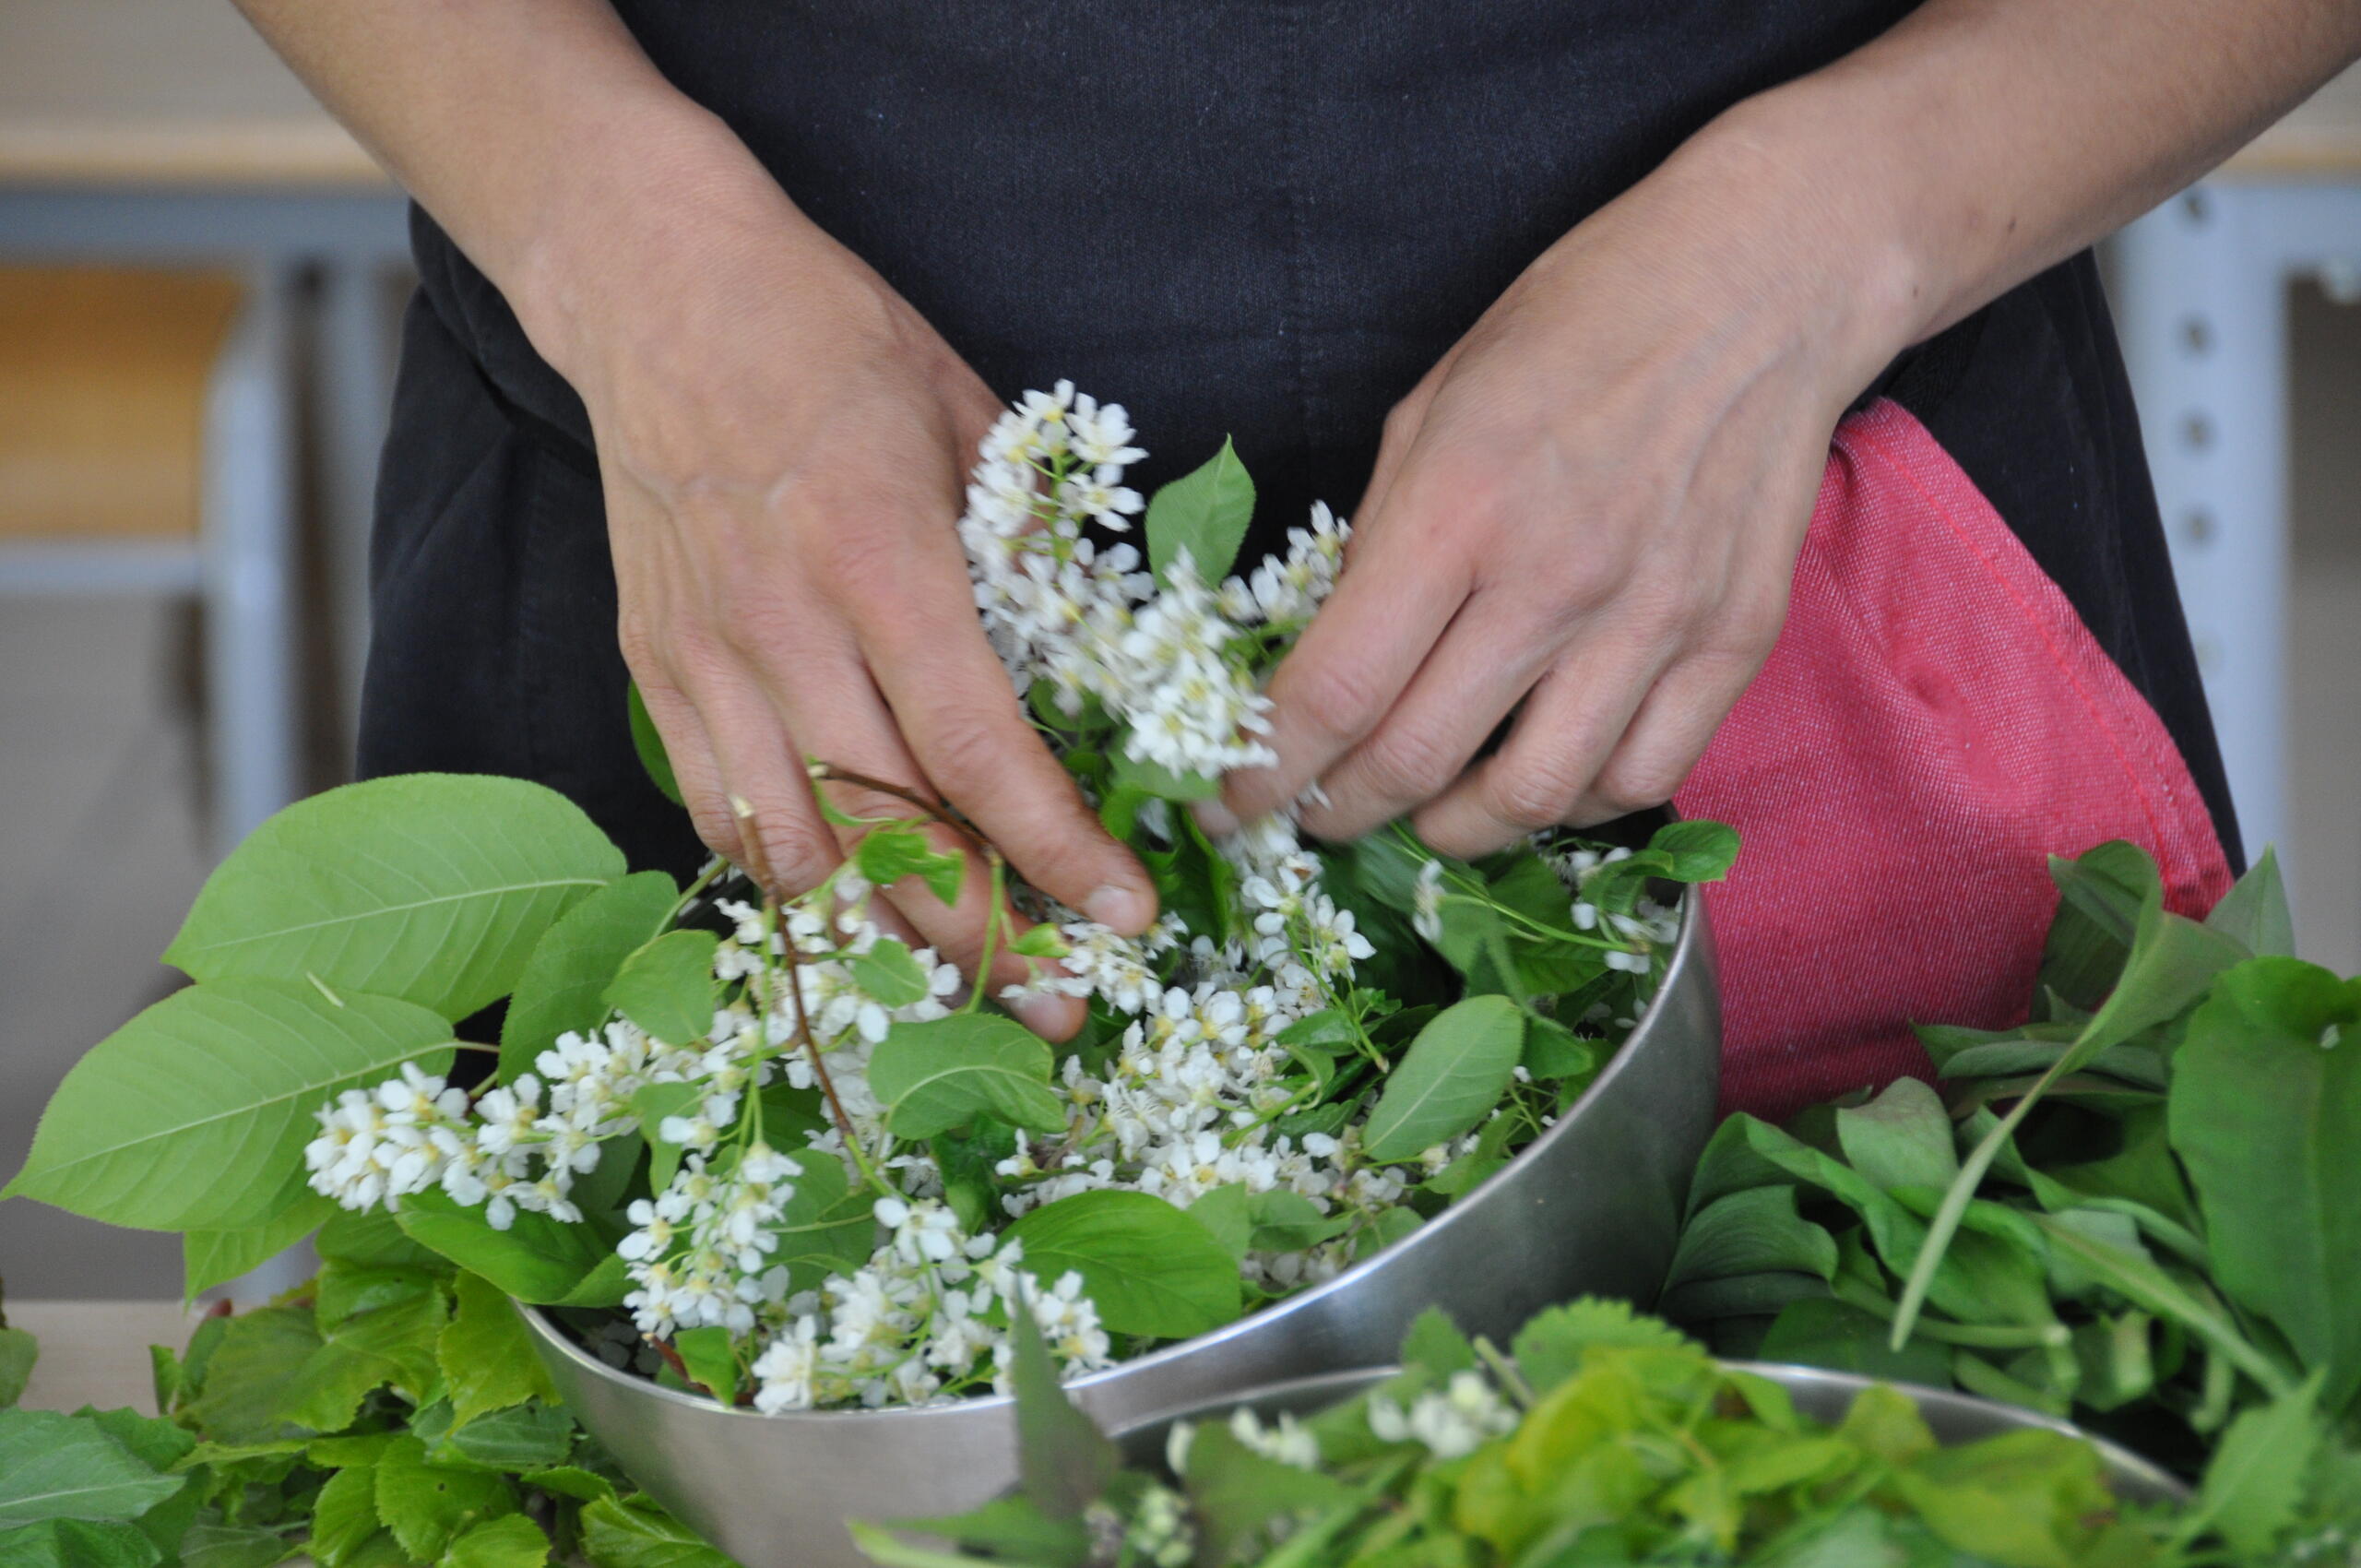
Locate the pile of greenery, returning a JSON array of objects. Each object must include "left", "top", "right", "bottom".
[
  {"left": 0, "top": 1232, "right": 730, "bottom": 1568},
  {"left": 859, "top": 1295, "right": 2354, "bottom": 1568},
  {"left": 1662, "top": 842, "right": 2360, "bottom": 1558}
]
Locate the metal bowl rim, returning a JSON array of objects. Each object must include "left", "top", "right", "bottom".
[
  {"left": 518, "top": 883, "right": 1711, "bottom": 1427},
  {"left": 1097, "top": 1360, "right": 2189, "bottom": 1503}
]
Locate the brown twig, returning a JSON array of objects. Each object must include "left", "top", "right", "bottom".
[
  {"left": 805, "top": 761, "right": 993, "bottom": 859},
  {"left": 731, "top": 795, "right": 863, "bottom": 1154}
]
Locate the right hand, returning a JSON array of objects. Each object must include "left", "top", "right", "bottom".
[{"left": 523, "top": 169, "right": 1157, "bottom": 1036}]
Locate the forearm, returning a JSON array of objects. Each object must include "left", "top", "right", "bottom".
[
  {"left": 229, "top": 0, "right": 813, "bottom": 380},
  {"left": 1691, "top": 0, "right": 2361, "bottom": 367}
]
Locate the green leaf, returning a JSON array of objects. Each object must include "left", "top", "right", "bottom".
[
  {"left": 603, "top": 930, "right": 719, "bottom": 1046},
  {"left": 934, "top": 1120, "right": 1015, "bottom": 1235},
  {"left": 5, "top": 981, "right": 453, "bottom": 1232},
  {"left": 175, "top": 1520, "right": 297, "bottom": 1568},
  {"left": 626, "top": 683, "right": 683, "bottom": 807},
  {"left": 2171, "top": 956, "right": 2361, "bottom": 1408},
  {"left": 316, "top": 1207, "right": 446, "bottom": 1273},
  {"left": 671, "top": 1327, "right": 737, "bottom": 1406},
  {"left": 443, "top": 1513, "right": 551, "bottom": 1568},
  {"left": 2181, "top": 1375, "right": 2324, "bottom": 1558},
  {"left": 1519, "top": 1016, "right": 1597, "bottom": 1085},
  {"left": 184, "top": 1190, "right": 336, "bottom": 1298},
  {"left": 1005, "top": 1294, "right": 1118, "bottom": 1521},
  {"left": 1833, "top": 1077, "right": 1958, "bottom": 1194},
  {"left": 1003, "top": 1190, "right": 1241, "bottom": 1338},
  {"left": 1891, "top": 897, "right": 2245, "bottom": 1348},
  {"left": 0, "top": 1330, "right": 34, "bottom": 1409},
  {"left": 1399, "top": 1308, "right": 1477, "bottom": 1378},
  {"left": 0, "top": 1518, "right": 161, "bottom": 1568},
  {"left": 0, "top": 1409, "right": 184, "bottom": 1526},
  {"left": 848, "top": 940, "right": 931, "bottom": 1007},
  {"left": 766, "top": 1153, "right": 877, "bottom": 1292},
  {"left": 324, "top": 1284, "right": 447, "bottom": 1402},
  {"left": 516, "top": 1467, "right": 614, "bottom": 1505},
  {"left": 499, "top": 871, "right": 678, "bottom": 1080},
  {"left": 1183, "top": 1185, "right": 1252, "bottom": 1261},
  {"left": 1892, "top": 1429, "right": 2122, "bottom": 1568},
  {"left": 2204, "top": 845, "right": 2295, "bottom": 957},
  {"left": 437, "top": 1405, "right": 575, "bottom": 1471},
  {"left": 628, "top": 1083, "right": 700, "bottom": 1195},
  {"left": 867, "top": 1015, "right": 1066, "bottom": 1139},
  {"left": 1758, "top": 1299, "right": 1953, "bottom": 1389},
  {"left": 392, "top": 1188, "right": 611, "bottom": 1305},
  {"left": 1246, "top": 1189, "right": 1347, "bottom": 1253},
  {"left": 1645, "top": 820, "right": 1738, "bottom": 883},
  {"left": 440, "top": 1273, "right": 560, "bottom": 1429},
  {"left": 1145, "top": 436, "right": 1255, "bottom": 586},
  {"left": 855, "top": 826, "right": 966, "bottom": 909},
  {"left": 1109, "top": 749, "right": 1221, "bottom": 803},
  {"left": 1511, "top": 1298, "right": 1695, "bottom": 1394},
  {"left": 1664, "top": 1186, "right": 1838, "bottom": 1292},
  {"left": 308, "top": 1464, "right": 380, "bottom": 1567},
  {"left": 1180, "top": 1419, "right": 1353, "bottom": 1564},
  {"left": 163, "top": 774, "right": 625, "bottom": 1021},
  {"left": 2035, "top": 840, "right": 2161, "bottom": 1016},
  {"left": 374, "top": 1436, "right": 514, "bottom": 1561},
  {"left": 880, "top": 1498, "right": 1088, "bottom": 1568},
  {"left": 577, "top": 1496, "right": 735, "bottom": 1568},
  {"left": 1360, "top": 994, "right": 1524, "bottom": 1164}
]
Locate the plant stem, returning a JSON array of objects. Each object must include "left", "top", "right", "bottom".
[{"left": 807, "top": 763, "right": 990, "bottom": 855}]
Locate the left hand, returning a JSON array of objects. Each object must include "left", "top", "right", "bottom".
[{"left": 1211, "top": 111, "right": 1916, "bottom": 857}]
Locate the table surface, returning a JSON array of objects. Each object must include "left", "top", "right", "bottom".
[{"left": 2, "top": 3, "right": 2358, "bottom": 190}]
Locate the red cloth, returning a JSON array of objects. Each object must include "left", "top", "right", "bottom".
[{"left": 1675, "top": 399, "right": 2233, "bottom": 1123}]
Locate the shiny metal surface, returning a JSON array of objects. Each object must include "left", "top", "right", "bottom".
[
  {"left": 1106, "top": 1363, "right": 2191, "bottom": 1507},
  {"left": 519, "top": 887, "right": 1721, "bottom": 1568}
]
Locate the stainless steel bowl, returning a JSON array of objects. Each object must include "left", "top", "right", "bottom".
[
  {"left": 1106, "top": 1363, "right": 2190, "bottom": 1506},
  {"left": 519, "top": 887, "right": 1721, "bottom": 1568}
]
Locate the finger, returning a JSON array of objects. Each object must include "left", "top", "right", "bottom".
[
  {"left": 682, "top": 667, "right": 842, "bottom": 897},
  {"left": 801, "top": 716, "right": 1088, "bottom": 1040},
  {"left": 852, "top": 546, "right": 1157, "bottom": 938},
  {"left": 1409, "top": 630, "right": 1670, "bottom": 859},
  {"left": 631, "top": 669, "right": 743, "bottom": 864},
  {"left": 1296, "top": 594, "right": 1561, "bottom": 841},
  {"left": 1560, "top": 622, "right": 1781, "bottom": 829},
  {"left": 1216, "top": 508, "right": 1471, "bottom": 826}
]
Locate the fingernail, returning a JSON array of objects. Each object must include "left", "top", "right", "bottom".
[
  {"left": 1192, "top": 799, "right": 1240, "bottom": 837},
  {"left": 1086, "top": 883, "right": 1154, "bottom": 933}
]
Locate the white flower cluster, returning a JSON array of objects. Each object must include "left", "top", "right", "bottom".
[
  {"left": 1367, "top": 1370, "right": 1520, "bottom": 1459},
  {"left": 960, "top": 380, "right": 1347, "bottom": 778}
]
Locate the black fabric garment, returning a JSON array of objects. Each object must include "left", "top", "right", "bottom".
[{"left": 361, "top": 0, "right": 2240, "bottom": 874}]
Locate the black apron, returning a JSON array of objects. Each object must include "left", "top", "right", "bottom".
[{"left": 361, "top": 0, "right": 2240, "bottom": 879}]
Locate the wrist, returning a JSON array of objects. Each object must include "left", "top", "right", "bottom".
[
  {"left": 493, "top": 101, "right": 850, "bottom": 392},
  {"left": 1665, "top": 83, "right": 1951, "bottom": 401}
]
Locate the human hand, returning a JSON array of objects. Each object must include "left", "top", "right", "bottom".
[
  {"left": 1211, "top": 115, "right": 1915, "bottom": 856},
  {"left": 528, "top": 172, "right": 1157, "bottom": 1034}
]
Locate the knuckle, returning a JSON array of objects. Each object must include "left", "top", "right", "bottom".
[
  {"left": 1487, "top": 754, "right": 1584, "bottom": 829},
  {"left": 1596, "top": 755, "right": 1686, "bottom": 815},
  {"left": 1287, "top": 658, "right": 1389, "bottom": 742},
  {"left": 757, "top": 819, "right": 833, "bottom": 895},
  {"left": 1359, "top": 725, "right": 1459, "bottom": 804}
]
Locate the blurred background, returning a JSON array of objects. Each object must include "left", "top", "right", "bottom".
[{"left": 0, "top": 2, "right": 2355, "bottom": 1307}]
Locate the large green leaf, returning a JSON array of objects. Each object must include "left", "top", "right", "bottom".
[
  {"left": 1003, "top": 1190, "right": 1241, "bottom": 1339},
  {"left": 2171, "top": 957, "right": 2361, "bottom": 1408},
  {"left": 626, "top": 682, "right": 684, "bottom": 807},
  {"left": 604, "top": 930, "right": 719, "bottom": 1047},
  {"left": 374, "top": 1434, "right": 516, "bottom": 1560},
  {"left": 499, "top": 870, "right": 677, "bottom": 1080},
  {"left": 392, "top": 1189, "right": 611, "bottom": 1305},
  {"left": 867, "top": 1015, "right": 1066, "bottom": 1139},
  {"left": 163, "top": 774, "right": 625, "bottom": 1021},
  {"left": 4, "top": 981, "right": 454, "bottom": 1232},
  {"left": 1360, "top": 994, "right": 1524, "bottom": 1164},
  {"left": 1833, "top": 1076, "right": 1957, "bottom": 1194},
  {"left": 0, "top": 1409, "right": 184, "bottom": 1526},
  {"left": 1663, "top": 1186, "right": 1837, "bottom": 1292},
  {"left": 1145, "top": 436, "right": 1255, "bottom": 587},
  {"left": 183, "top": 1189, "right": 337, "bottom": 1298}
]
